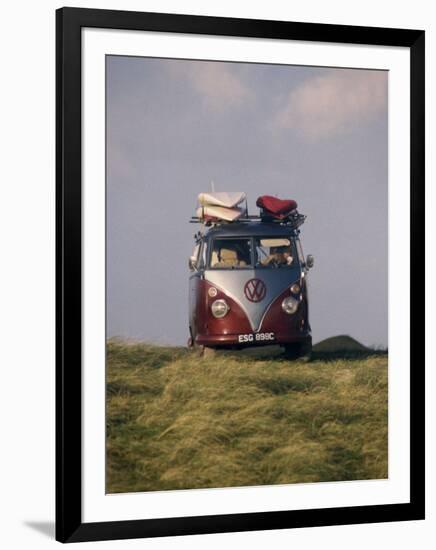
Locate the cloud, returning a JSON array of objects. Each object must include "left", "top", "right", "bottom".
[
  {"left": 167, "top": 60, "right": 252, "bottom": 112},
  {"left": 275, "top": 70, "right": 387, "bottom": 140}
]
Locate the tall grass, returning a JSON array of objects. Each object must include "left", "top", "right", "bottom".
[{"left": 106, "top": 341, "right": 387, "bottom": 493}]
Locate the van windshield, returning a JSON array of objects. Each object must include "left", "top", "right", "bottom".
[
  {"left": 209, "top": 239, "right": 252, "bottom": 269},
  {"left": 254, "top": 237, "right": 296, "bottom": 268}
]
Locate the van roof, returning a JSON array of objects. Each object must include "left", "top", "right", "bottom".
[{"left": 204, "top": 221, "right": 296, "bottom": 239}]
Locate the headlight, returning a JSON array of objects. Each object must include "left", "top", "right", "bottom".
[
  {"left": 281, "top": 296, "right": 299, "bottom": 315},
  {"left": 211, "top": 299, "right": 229, "bottom": 318},
  {"left": 290, "top": 283, "right": 301, "bottom": 294}
]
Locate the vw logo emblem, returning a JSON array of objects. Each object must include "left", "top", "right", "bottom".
[{"left": 244, "top": 278, "right": 266, "bottom": 303}]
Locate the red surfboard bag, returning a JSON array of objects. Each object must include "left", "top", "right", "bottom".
[{"left": 256, "top": 195, "right": 298, "bottom": 218}]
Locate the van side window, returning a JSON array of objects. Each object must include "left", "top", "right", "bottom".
[
  {"left": 296, "top": 239, "right": 305, "bottom": 264},
  {"left": 199, "top": 242, "right": 207, "bottom": 269},
  {"left": 191, "top": 243, "right": 200, "bottom": 262}
]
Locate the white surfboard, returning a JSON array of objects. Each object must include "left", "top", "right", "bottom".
[
  {"left": 198, "top": 192, "right": 246, "bottom": 209},
  {"left": 196, "top": 205, "right": 244, "bottom": 222}
]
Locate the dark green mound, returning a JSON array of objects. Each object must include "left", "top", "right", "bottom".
[{"left": 313, "top": 335, "right": 369, "bottom": 353}]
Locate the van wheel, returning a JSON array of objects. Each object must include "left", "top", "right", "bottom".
[
  {"left": 283, "top": 343, "right": 312, "bottom": 361},
  {"left": 187, "top": 326, "right": 196, "bottom": 348},
  {"left": 300, "top": 341, "right": 312, "bottom": 362},
  {"left": 283, "top": 344, "right": 300, "bottom": 360},
  {"left": 189, "top": 341, "right": 215, "bottom": 358},
  {"left": 201, "top": 346, "right": 216, "bottom": 358}
]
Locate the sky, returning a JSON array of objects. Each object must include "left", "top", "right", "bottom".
[{"left": 106, "top": 56, "right": 388, "bottom": 348}]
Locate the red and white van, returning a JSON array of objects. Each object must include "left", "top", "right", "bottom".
[{"left": 188, "top": 196, "right": 314, "bottom": 358}]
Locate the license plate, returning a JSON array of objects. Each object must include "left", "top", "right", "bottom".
[{"left": 238, "top": 332, "right": 275, "bottom": 343}]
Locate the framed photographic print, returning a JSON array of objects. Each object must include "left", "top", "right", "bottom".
[{"left": 56, "top": 7, "right": 425, "bottom": 543}]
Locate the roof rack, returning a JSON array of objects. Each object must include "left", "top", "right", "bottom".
[{"left": 190, "top": 211, "right": 306, "bottom": 230}]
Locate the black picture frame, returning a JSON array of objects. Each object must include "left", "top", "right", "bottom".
[{"left": 56, "top": 7, "right": 425, "bottom": 543}]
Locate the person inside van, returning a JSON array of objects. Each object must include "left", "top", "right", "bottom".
[{"left": 262, "top": 245, "right": 294, "bottom": 267}]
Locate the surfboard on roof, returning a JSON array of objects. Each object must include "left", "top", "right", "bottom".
[
  {"left": 196, "top": 205, "right": 244, "bottom": 222},
  {"left": 198, "top": 192, "right": 246, "bottom": 209}
]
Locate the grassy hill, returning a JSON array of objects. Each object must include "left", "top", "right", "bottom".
[{"left": 106, "top": 340, "right": 388, "bottom": 493}]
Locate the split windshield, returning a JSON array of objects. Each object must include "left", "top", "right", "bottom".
[{"left": 209, "top": 237, "right": 297, "bottom": 269}]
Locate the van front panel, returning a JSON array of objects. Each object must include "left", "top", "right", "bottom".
[{"left": 204, "top": 267, "right": 300, "bottom": 333}]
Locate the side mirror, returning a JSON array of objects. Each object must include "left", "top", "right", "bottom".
[
  {"left": 188, "top": 256, "right": 198, "bottom": 271},
  {"left": 306, "top": 254, "right": 314, "bottom": 269}
]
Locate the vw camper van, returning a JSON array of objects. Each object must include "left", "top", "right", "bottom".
[{"left": 188, "top": 193, "right": 314, "bottom": 357}]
